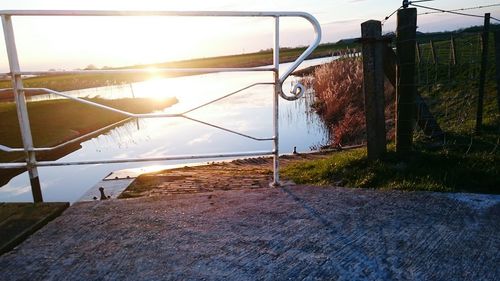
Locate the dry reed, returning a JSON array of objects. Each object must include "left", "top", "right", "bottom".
[{"left": 305, "top": 58, "right": 394, "bottom": 146}]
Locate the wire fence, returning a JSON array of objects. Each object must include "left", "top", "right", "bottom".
[{"left": 413, "top": 29, "right": 499, "bottom": 154}]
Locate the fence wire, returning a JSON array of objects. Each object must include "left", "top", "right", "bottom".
[{"left": 413, "top": 30, "right": 499, "bottom": 155}]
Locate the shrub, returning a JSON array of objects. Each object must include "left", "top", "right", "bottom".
[{"left": 304, "top": 58, "right": 394, "bottom": 146}]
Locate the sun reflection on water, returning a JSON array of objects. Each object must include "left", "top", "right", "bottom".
[{"left": 1, "top": 57, "right": 333, "bottom": 202}]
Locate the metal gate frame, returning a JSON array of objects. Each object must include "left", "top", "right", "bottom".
[{"left": 0, "top": 10, "right": 321, "bottom": 202}]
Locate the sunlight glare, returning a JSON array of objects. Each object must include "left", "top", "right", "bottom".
[
  {"left": 14, "top": 15, "right": 263, "bottom": 70},
  {"left": 145, "top": 66, "right": 161, "bottom": 81}
]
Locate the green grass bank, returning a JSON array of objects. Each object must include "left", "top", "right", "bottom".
[{"left": 0, "top": 97, "right": 177, "bottom": 162}]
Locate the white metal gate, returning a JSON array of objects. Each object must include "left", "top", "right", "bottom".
[{"left": 0, "top": 10, "right": 321, "bottom": 202}]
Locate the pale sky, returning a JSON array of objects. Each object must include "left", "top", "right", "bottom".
[{"left": 0, "top": 0, "right": 499, "bottom": 71}]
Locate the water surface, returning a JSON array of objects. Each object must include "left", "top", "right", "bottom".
[{"left": 0, "top": 57, "right": 332, "bottom": 202}]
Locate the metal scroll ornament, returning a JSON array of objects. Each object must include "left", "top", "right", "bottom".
[{"left": 279, "top": 82, "right": 305, "bottom": 101}]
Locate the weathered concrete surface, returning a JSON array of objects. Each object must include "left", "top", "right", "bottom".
[{"left": 0, "top": 186, "right": 499, "bottom": 281}]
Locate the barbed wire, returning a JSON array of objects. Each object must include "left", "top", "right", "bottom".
[
  {"left": 411, "top": 3, "right": 500, "bottom": 22},
  {"left": 382, "top": 1, "right": 433, "bottom": 24},
  {"left": 418, "top": 3, "right": 500, "bottom": 16},
  {"left": 382, "top": 6, "right": 403, "bottom": 25},
  {"left": 382, "top": 2, "right": 500, "bottom": 26}
]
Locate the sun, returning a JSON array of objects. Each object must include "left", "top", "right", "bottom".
[{"left": 145, "top": 67, "right": 161, "bottom": 80}]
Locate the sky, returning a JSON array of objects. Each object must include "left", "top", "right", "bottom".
[{"left": 0, "top": 0, "right": 499, "bottom": 71}]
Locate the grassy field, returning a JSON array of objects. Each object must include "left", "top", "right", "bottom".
[
  {"left": 282, "top": 30, "right": 500, "bottom": 194},
  {"left": 0, "top": 42, "right": 357, "bottom": 95}
]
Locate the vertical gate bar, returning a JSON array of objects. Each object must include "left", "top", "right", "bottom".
[
  {"left": 2, "top": 15, "right": 43, "bottom": 202},
  {"left": 271, "top": 16, "right": 280, "bottom": 187}
]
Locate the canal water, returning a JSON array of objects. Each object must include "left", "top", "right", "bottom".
[{"left": 0, "top": 57, "right": 333, "bottom": 203}]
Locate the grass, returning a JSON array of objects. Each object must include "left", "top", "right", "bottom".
[
  {"left": 416, "top": 32, "right": 498, "bottom": 134},
  {"left": 0, "top": 202, "right": 69, "bottom": 255},
  {"left": 282, "top": 146, "right": 499, "bottom": 194}
]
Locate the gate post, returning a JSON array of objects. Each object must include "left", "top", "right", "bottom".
[
  {"left": 2, "top": 15, "right": 43, "bottom": 202},
  {"left": 395, "top": 8, "right": 417, "bottom": 155},
  {"left": 361, "top": 20, "right": 387, "bottom": 160},
  {"left": 271, "top": 16, "right": 280, "bottom": 187}
]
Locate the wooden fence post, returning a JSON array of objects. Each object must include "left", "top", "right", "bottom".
[
  {"left": 416, "top": 42, "right": 422, "bottom": 64},
  {"left": 430, "top": 40, "right": 437, "bottom": 64},
  {"left": 430, "top": 39, "right": 438, "bottom": 81},
  {"left": 476, "top": 13, "right": 490, "bottom": 134},
  {"left": 396, "top": 8, "right": 417, "bottom": 155},
  {"left": 361, "top": 20, "right": 387, "bottom": 160},
  {"left": 416, "top": 42, "right": 422, "bottom": 84},
  {"left": 448, "top": 36, "right": 457, "bottom": 80},
  {"left": 495, "top": 30, "right": 500, "bottom": 113},
  {"left": 450, "top": 35, "right": 457, "bottom": 65}
]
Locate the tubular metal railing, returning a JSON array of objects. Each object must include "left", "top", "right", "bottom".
[{"left": 0, "top": 10, "right": 321, "bottom": 202}]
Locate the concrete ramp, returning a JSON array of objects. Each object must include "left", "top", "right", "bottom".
[{"left": 1, "top": 186, "right": 498, "bottom": 280}]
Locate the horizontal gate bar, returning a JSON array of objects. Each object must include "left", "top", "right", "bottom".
[
  {"left": 0, "top": 10, "right": 316, "bottom": 17},
  {"left": 0, "top": 150, "right": 274, "bottom": 168},
  {"left": 4, "top": 67, "right": 276, "bottom": 77}
]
